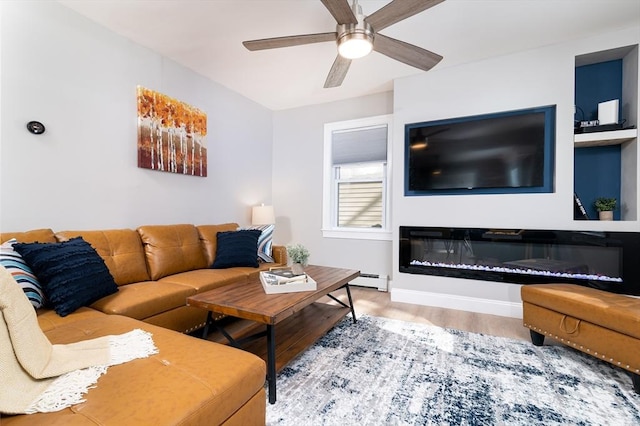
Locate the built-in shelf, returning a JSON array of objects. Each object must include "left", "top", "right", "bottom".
[
  {"left": 574, "top": 128, "right": 637, "bottom": 147},
  {"left": 573, "top": 44, "right": 638, "bottom": 223}
]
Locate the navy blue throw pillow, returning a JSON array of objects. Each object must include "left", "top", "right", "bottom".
[
  {"left": 13, "top": 237, "right": 118, "bottom": 317},
  {"left": 211, "top": 230, "right": 261, "bottom": 269}
]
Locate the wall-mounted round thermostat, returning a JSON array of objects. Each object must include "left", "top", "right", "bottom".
[{"left": 26, "top": 121, "right": 46, "bottom": 134}]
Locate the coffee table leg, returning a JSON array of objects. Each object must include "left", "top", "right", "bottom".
[
  {"left": 344, "top": 284, "right": 357, "bottom": 323},
  {"left": 201, "top": 311, "right": 213, "bottom": 338},
  {"left": 267, "top": 324, "right": 277, "bottom": 404}
]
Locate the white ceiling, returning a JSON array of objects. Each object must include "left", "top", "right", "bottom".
[{"left": 57, "top": 0, "right": 640, "bottom": 111}]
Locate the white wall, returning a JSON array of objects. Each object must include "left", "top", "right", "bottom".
[
  {"left": 272, "top": 92, "right": 393, "bottom": 277},
  {"left": 0, "top": 1, "right": 273, "bottom": 232},
  {"left": 391, "top": 26, "right": 640, "bottom": 317},
  {"left": 271, "top": 26, "right": 639, "bottom": 318},
  {"left": 1, "top": 2, "right": 637, "bottom": 318}
]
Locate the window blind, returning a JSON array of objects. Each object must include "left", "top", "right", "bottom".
[{"left": 331, "top": 126, "right": 387, "bottom": 165}]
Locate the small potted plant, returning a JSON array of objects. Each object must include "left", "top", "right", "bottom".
[
  {"left": 286, "top": 244, "right": 310, "bottom": 274},
  {"left": 594, "top": 197, "right": 616, "bottom": 221}
]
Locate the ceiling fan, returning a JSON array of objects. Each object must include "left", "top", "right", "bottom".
[{"left": 243, "top": 0, "right": 445, "bottom": 88}]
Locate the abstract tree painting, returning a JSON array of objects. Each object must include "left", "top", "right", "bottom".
[{"left": 137, "top": 86, "right": 207, "bottom": 177}]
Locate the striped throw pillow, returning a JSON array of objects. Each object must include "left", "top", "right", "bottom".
[
  {"left": 244, "top": 224, "right": 274, "bottom": 263},
  {"left": 0, "top": 239, "right": 45, "bottom": 308}
]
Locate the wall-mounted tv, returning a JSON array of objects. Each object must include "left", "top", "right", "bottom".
[{"left": 405, "top": 105, "right": 556, "bottom": 196}]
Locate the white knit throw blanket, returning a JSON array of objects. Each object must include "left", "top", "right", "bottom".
[{"left": 0, "top": 265, "right": 158, "bottom": 415}]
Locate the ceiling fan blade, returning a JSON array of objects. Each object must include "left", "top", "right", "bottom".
[
  {"left": 324, "top": 55, "right": 352, "bottom": 88},
  {"left": 243, "top": 32, "right": 336, "bottom": 51},
  {"left": 366, "top": 0, "right": 445, "bottom": 31},
  {"left": 320, "top": 0, "right": 358, "bottom": 25},
  {"left": 373, "top": 34, "right": 442, "bottom": 72}
]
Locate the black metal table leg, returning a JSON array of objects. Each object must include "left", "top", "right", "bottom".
[
  {"left": 327, "top": 284, "right": 358, "bottom": 324},
  {"left": 201, "top": 311, "right": 213, "bottom": 338},
  {"left": 344, "top": 284, "right": 357, "bottom": 323},
  {"left": 267, "top": 324, "right": 277, "bottom": 404}
]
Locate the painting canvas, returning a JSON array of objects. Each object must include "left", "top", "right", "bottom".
[{"left": 137, "top": 86, "right": 207, "bottom": 177}]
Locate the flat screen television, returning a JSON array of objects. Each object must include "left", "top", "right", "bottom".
[{"left": 405, "top": 105, "right": 556, "bottom": 195}]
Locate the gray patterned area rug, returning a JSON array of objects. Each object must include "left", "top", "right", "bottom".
[{"left": 266, "top": 315, "right": 639, "bottom": 425}]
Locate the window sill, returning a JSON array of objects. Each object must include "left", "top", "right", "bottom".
[{"left": 322, "top": 228, "right": 392, "bottom": 241}]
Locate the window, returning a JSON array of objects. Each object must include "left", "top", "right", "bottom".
[{"left": 323, "top": 115, "right": 392, "bottom": 240}]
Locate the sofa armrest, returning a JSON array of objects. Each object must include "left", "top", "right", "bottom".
[{"left": 272, "top": 245, "right": 287, "bottom": 265}]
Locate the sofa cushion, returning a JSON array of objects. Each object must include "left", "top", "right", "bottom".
[
  {"left": 90, "top": 281, "right": 195, "bottom": 321},
  {"left": 160, "top": 269, "right": 248, "bottom": 293},
  {"left": 0, "top": 239, "right": 45, "bottom": 309},
  {"left": 197, "top": 223, "right": 240, "bottom": 266},
  {"left": 56, "top": 229, "right": 150, "bottom": 285},
  {"left": 37, "top": 307, "right": 105, "bottom": 333},
  {"left": 0, "top": 229, "right": 57, "bottom": 244},
  {"left": 211, "top": 230, "right": 261, "bottom": 269},
  {"left": 137, "top": 224, "right": 208, "bottom": 280},
  {"left": 13, "top": 237, "right": 119, "bottom": 317}
]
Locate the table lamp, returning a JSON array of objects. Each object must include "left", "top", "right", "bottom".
[{"left": 252, "top": 204, "right": 275, "bottom": 226}]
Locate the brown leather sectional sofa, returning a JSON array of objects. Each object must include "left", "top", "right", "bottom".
[{"left": 1, "top": 223, "right": 286, "bottom": 425}]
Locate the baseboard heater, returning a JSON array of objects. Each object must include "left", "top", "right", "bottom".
[{"left": 350, "top": 273, "right": 388, "bottom": 292}]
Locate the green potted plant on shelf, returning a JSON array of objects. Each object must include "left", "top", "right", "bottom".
[
  {"left": 286, "top": 244, "right": 310, "bottom": 274},
  {"left": 594, "top": 197, "right": 616, "bottom": 221}
]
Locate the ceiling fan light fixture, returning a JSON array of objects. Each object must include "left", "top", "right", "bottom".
[
  {"left": 243, "top": 0, "right": 445, "bottom": 89},
  {"left": 338, "top": 32, "right": 373, "bottom": 59}
]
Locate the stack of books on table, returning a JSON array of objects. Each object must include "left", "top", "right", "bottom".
[{"left": 259, "top": 268, "right": 317, "bottom": 294}]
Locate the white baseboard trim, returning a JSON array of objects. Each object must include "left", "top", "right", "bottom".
[
  {"left": 391, "top": 288, "right": 523, "bottom": 319},
  {"left": 351, "top": 274, "right": 388, "bottom": 291}
]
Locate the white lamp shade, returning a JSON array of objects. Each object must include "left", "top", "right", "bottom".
[{"left": 252, "top": 205, "right": 275, "bottom": 225}]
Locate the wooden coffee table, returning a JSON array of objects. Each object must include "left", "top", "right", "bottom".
[{"left": 186, "top": 265, "right": 359, "bottom": 404}]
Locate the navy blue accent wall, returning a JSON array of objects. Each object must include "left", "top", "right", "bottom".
[
  {"left": 574, "top": 145, "right": 621, "bottom": 220},
  {"left": 574, "top": 60, "right": 622, "bottom": 220},
  {"left": 575, "top": 60, "right": 623, "bottom": 121}
]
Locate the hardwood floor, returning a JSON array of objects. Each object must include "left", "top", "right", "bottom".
[
  {"left": 323, "top": 285, "right": 531, "bottom": 342},
  {"left": 203, "top": 284, "right": 537, "bottom": 375},
  {"left": 205, "top": 284, "right": 534, "bottom": 364}
]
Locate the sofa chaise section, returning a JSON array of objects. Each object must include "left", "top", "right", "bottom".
[{"left": 1, "top": 309, "right": 266, "bottom": 425}]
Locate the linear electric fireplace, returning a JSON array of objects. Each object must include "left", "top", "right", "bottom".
[{"left": 399, "top": 226, "right": 640, "bottom": 296}]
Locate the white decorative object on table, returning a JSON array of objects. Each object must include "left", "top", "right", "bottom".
[{"left": 260, "top": 270, "right": 317, "bottom": 294}]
